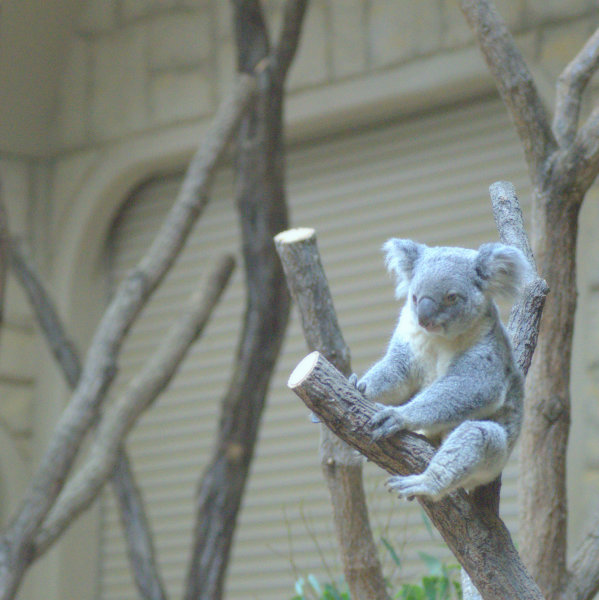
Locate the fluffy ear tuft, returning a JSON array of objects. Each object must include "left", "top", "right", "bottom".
[
  {"left": 475, "top": 243, "right": 529, "bottom": 299},
  {"left": 383, "top": 238, "right": 425, "bottom": 300}
]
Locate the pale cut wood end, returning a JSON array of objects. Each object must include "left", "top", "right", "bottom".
[
  {"left": 274, "top": 227, "right": 316, "bottom": 244},
  {"left": 288, "top": 351, "right": 320, "bottom": 388}
]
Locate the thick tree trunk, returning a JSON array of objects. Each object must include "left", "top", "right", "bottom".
[{"left": 520, "top": 188, "right": 582, "bottom": 598}]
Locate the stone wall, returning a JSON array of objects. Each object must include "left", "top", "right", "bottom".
[{"left": 56, "top": 0, "right": 599, "bottom": 150}]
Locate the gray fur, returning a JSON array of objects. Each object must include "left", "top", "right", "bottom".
[{"left": 354, "top": 239, "right": 527, "bottom": 501}]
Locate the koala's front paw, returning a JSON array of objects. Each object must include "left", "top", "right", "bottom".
[
  {"left": 348, "top": 373, "right": 367, "bottom": 394},
  {"left": 370, "top": 406, "right": 405, "bottom": 441},
  {"left": 386, "top": 474, "right": 427, "bottom": 501}
]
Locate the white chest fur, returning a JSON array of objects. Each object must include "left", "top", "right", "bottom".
[{"left": 395, "top": 305, "right": 482, "bottom": 389}]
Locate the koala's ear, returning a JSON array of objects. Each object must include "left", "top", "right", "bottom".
[
  {"left": 475, "top": 243, "right": 529, "bottom": 299},
  {"left": 383, "top": 238, "right": 425, "bottom": 299}
]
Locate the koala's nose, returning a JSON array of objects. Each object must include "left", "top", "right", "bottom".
[{"left": 417, "top": 296, "right": 437, "bottom": 327}]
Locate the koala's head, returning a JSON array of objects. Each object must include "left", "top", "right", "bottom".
[{"left": 383, "top": 238, "right": 529, "bottom": 338}]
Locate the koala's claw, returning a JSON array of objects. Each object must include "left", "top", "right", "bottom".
[
  {"left": 370, "top": 406, "right": 405, "bottom": 441},
  {"left": 348, "top": 373, "right": 367, "bottom": 394},
  {"left": 386, "top": 474, "right": 429, "bottom": 500}
]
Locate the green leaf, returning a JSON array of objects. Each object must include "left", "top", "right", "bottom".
[
  {"left": 381, "top": 536, "right": 402, "bottom": 567},
  {"left": 398, "top": 583, "right": 425, "bottom": 600},
  {"left": 308, "top": 574, "right": 322, "bottom": 596},
  {"left": 418, "top": 552, "right": 444, "bottom": 577},
  {"left": 295, "top": 577, "right": 306, "bottom": 596}
]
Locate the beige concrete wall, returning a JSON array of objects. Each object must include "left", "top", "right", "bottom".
[{"left": 1, "top": 0, "right": 599, "bottom": 597}]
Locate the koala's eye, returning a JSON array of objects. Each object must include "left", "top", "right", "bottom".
[
  {"left": 412, "top": 294, "right": 417, "bottom": 305},
  {"left": 445, "top": 292, "right": 459, "bottom": 305}
]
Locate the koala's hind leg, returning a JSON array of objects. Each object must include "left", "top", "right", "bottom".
[{"left": 387, "top": 421, "right": 508, "bottom": 501}]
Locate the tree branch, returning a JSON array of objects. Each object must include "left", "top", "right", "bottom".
[
  {"left": 10, "top": 239, "right": 82, "bottom": 387},
  {"left": 564, "top": 512, "right": 599, "bottom": 600},
  {"left": 0, "top": 74, "right": 255, "bottom": 595},
  {"left": 275, "top": 228, "right": 390, "bottom": 600},
  {"left": 33, "top": 255, "right": 235, "bottom": 556},
  {"left": 553, "top": 28, "right": 599, "bottom": 147},
  {"left": 488, "top": 181, "right": 549, "bottom": 376},
  {"left": 459, "top": 0, "right": 556, "bottom": 182},
  {"left": 231, "top": 0, "right": 270, "bottom": 73},
  {"left": 0, "top": 194, "right": 9, "bottom": 336},
  {"left": 271, "top": 0, "right": 309, "bottom": 82},
  {"left": 111, "top": 451, "right": 169, "bottom": 600},
  {"left": 9, "top": 236, "right": 168, "bottom": 600},
  {"left": 288, "top": 352, "right": 545, "bottom": 600},
  {"left": 567, "top": 105, "right": 599, "bottom": 194}
]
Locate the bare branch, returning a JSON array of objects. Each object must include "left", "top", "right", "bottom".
[
  {"left": 10, "top": 239, "right": 82, "bottom": 387},
  {"left": 553, "top": 28, "right": 599, "bottom": 147},
  {"left": 9, "top": 237, "right": 166, "bottom": 600},
  {"left": 111, "top": 452, "right": 168, "bottom": 600},
  {"left": 567, "top": 105, "right": 599, "bottom": 194},
  {"left": 288, "top": 352, "right": 545, "bottom": 600},
  {"left": 33, "top": 255, "right": 235, "bottom": 556},
  {"left": 274, "top": 228, "right": 350, "bottom": 375},
  {"left": 0, "top": 194, "right": 9, "bottom": 335},
  {"left": 459, "top": 0, "right": 556, "bottom": 182},
  {"left": 271, "top": 0, "right": 309, "bottom": 82},
  {"left": 231, "top": 0, "right": 270, "bottom": 73},
  {"left": 488, "top": 181, "right": 548, "bottom": 376},
  {"left": 275, "top": 228, "right": 390, "bottom": 600},
  {"left": 0, "top": 74, "right": 255, "bottom": 584},
  {"left": 564, "top": 513, "right": 599, "bottom": 600}
]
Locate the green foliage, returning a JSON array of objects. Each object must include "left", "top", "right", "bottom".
[
  {"left": 393, "top": 552, "right": 461, "bottom": 600},
  {"left": 290, "top": 551, "right": 462, "bottom": 600},
  {"left": 291, "top": 574, "right": 350, "bottom": 600}
]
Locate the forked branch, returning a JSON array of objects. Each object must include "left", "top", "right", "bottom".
[
  {"left": 288, "top": 351, "right": 544, "bottom": 600},
  {"left": 459, "top": 0, "right": 556, "bottom": 182},
  {"left": 488, "top": 181, "right": 548, "bottom": 376}
]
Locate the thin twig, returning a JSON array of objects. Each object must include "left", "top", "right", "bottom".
[{"left": 553, "top": 28, "right": 599, "bottom": 147}]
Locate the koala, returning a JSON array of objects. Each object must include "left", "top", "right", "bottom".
[{"left": 350, "top": 238, "right": 528, "bottom": 501}]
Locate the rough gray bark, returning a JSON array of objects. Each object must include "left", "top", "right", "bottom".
[
  {"left": 0, "top": 73, "right": 256, "bottom": 600},
  {"left": 288, "top": 351, "right": 545, "bottom": 600},
  {"left": 275, "top": 228, "right": 390, "bottom": 600},
  {"left": 460, "top": 3, "right": 599, "bottom": 598},
  {"left": 183, "top": 3, "right": 307, "bottom": 599}
]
